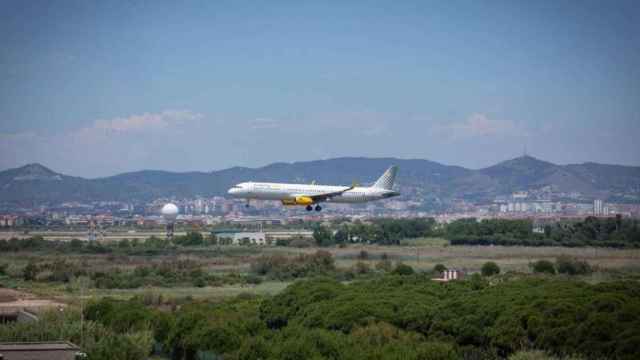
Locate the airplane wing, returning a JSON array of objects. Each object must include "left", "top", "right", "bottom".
[{"left": 306, "top": 186, "right": 354, "bottom": 202}]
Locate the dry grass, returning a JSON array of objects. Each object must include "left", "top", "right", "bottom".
[
  {"left": 3, "top": 241, "right": 639, "bottom": 306},
  {"left": 326, "top": 244, "right": 640, "bottom": 272}
]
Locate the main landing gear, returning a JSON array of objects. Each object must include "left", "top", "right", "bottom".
[{"left": 306, "top": 205, "right": 322, "bottom": 212}]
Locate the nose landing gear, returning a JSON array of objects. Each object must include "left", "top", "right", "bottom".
[
  {"left": 306, "top": 205, "right": 313, "bottom": 211},
  {"left": 315, "top": 205, "right": 322, "bottom": 212},
  {"left": 306, "top": 204, "right": 323, "bottom": 211}
]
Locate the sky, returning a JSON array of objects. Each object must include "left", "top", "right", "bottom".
[{"left": 0, "top": 0, "right": 639, "bottom": 178}]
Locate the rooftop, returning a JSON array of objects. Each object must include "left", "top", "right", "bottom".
[
  {"left": 0, "top": 342, "right": 79, "bottom": 351},
  {"left": 0, "top": 341, "right": 81, "bottom": 360}
]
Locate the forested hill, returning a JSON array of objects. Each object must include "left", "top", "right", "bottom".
[{"left": 1, "top": 156, "right": 639, "bottom": 205}]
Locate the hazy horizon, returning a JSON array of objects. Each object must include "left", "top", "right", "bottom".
[{"left": 1, "top": 1, "right": 639, "bottom": 177}]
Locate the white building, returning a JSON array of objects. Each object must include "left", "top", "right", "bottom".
[
  {"left": 512, "top": 191, "right": 528, "bottom": 199},
  {"left": 215, "top": 231, "right": 267, "bottom": 245},
  {"left": 594, "top": 199, "right": 603, "bottom": 216},
  {"left": 433, "top": 269, "right": 464, "bottom": 282}
]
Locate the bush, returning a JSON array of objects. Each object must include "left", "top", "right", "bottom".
[
  {"left": 556, "top": 256, "right": 592, "bottom": 275},
  {"left": 289, "top": 239, "right": 314, "bottom": 248},
  {"left": 508, "top": 350, "right": 559, "bottom": 360},
  {"left": 313, "top": 225, "right": 334, "bottom": 246},
  {"left": 392, "top": 263, "right": 415, "bottom": 276},
  {"left": 275, "top": 239, "right": 290, "bottom": 246},
  {"left": 23, "top": 262, "right": 39, "bottom": 281},
  {"left": 531, "top": 260, "right": 556, "bottom": 275},
  {"left": 481, "top": 262, "right": 500, "bottom": 276},
  {"left": 173, "top": 232, "right": 204, "bottom": 246},
  {"left": 353, "top": 261, "right": 371, "bottom": 274},
  {"left": 358, "top": 250, "right": 369, "bottom": 260},
  {"left": 433, "top": 263, "right": 447, "bottom": 273},
  {"left": 375, "top": 259, "right": 393, "bottom": 272},
  {"left": 193, "top": 277, "right": 207, "bottom": 288},
  {"left": 245, "top": 274, "right": 263, "bottom": 285},
  {"left": 249, "top": 251, "right": 336, "bottom": 280}
]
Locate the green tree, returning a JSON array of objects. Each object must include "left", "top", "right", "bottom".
[
  {"left": 481, "top": 262, "right": 500, "bottom": 276},
  {"left": 375, "top": 259, "right": 393, "bottom": 272},
  {"left": 313, "top": 225, "right": 334, "bottom": 247},
  {"left": 117, "top": 239, "right": 131, "bottom": 248},
  {"left": 174, "top": 231, "right": 204, "bottom": 246},
  {"left": 433, "top": 263, "right": 447, "bottom": 273},
  {"left": 23, "top": 262, "right": 38, "bottom": 281},
  {"left": 70, "top": 238, "right": 84, "bottom": 250},
  {"left": 393, "top": 263, "right": 415, "bottom": 276},
  {"left": 353, "top": 261, "right": 371, "bottom": 274},
  {"left": 531, "top": 260, "right": 555, "bottom": 275},
  {"left": 556, "top": 256, "right": 591, "bottom": 275}
]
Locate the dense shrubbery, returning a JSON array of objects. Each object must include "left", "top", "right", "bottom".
[
  {"left": 555, "top": 256, "right": 592, "bottom": 275},
  {"left": 21, "top": 259, "right": 87, "bottom": 282},
  {"left": 91, "top": 261, "right": 246, "bottom": 289},
  {"left": 434, "top": 263, "right": 447, "bottom": 273},
  {"left": 531, "top": 260, "right": 556, "bottom": 275},
  {"left": 0, "top": 236, "right": 113, "bottom": 253},
  {"left": 315, "top": 218, "right": 438, "bottom": 245},
  {"left": 529, "top": 257, "right": 592, "bottom": 276},
  {"left": 52, "top": 274, "right": 640, "bottom": 359},
  {"left": 257, "top": 276, "right": 639, "bottom": 359},
  {"left": 481, "top": 261, "right": 501, "bottom": 276},
  {"left": 0, "top": 308, "right": 153, "bottom": 360},
  {"left": 0, "top": 232, "right": 217, "bottom": 256},
  {"left": 15, "top": 257, "right": 248, "bottom": 288},
  {"left": 447, "top": 217, "right": 640, "bottom": 248},
  {"left": 314, "top": 216, "right": 639, "bottom": 248},
  {"left": 172, "top": 231, "right": 218, "bottom": 247},
  {"left": 392, "top": 262, "right": 415, "bottom": 276},
  {"left": 250, "top": 250, "right": 336, "bottom": 280}
]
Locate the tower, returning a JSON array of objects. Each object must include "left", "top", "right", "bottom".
[{"left": 161, "top": 203, "right": 179, "bottom": 240}]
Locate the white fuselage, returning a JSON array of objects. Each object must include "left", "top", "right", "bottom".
[{"left": 227, "top": 182, "right": 398, "bottom": 204}]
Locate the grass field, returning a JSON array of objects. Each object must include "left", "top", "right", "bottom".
[
  {"left": 319, "top": 242, "right": 640, "bottom": 272},
  {"left": 2, "top": 239, "right": 639, "bottom": 308}
]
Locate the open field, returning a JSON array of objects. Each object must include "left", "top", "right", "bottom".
[
  {"left": 2, "top": 239, "right": 639, "bottom": 307},
  {"left": 16, "top": 281, "right": 291, "bottom": 305},
  {"left": 3, "top": 239, "right": 640, "bottom": 275},
  {"left": 248, "top": 241, "right": 640, "bottom": 273}
]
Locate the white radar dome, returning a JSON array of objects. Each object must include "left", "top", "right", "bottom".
[{"left": 161, "top": 203, "right": 179, "bottom": 222}]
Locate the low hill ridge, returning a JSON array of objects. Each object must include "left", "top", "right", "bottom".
[{"left": 1, "top": 156, "right": 639, "bottom": 205}]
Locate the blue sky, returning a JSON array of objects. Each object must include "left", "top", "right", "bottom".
[{"left": 1, "top": 0, "right": 638, "bottom": 177}]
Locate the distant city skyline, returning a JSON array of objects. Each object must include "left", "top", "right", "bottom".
[{"left": 1, "top": 1, "right": 639, "bottom": 177}]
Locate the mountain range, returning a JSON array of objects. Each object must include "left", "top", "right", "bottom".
[{"left": 1, "top": 156, "right": 639, "bottom": 207}]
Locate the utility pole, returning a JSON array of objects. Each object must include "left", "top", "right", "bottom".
[{"left": 80, "top": 280, "right": 84, "bottom": 351}]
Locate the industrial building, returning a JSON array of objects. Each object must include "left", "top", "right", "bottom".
[{"left": 212, "top": 230, "right": 314, "bottom": 246}]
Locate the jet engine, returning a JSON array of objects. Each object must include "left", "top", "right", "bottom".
[{"left": 281, "top": 196, "right": 314, "bottom": 206}]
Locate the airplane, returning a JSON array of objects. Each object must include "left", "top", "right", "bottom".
[{"left": 227, "top": 166, "right": 399, "bottom": 211}]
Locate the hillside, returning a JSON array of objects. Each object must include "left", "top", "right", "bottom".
[{"left": 1, "top": 156, "right": 639, "bottom": 206}]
